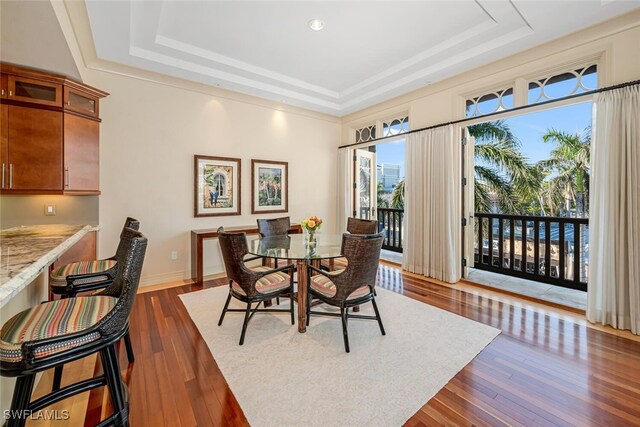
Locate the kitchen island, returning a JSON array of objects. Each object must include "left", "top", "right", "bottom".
[{"left": 0, "top": 224, "right": 96, "bottom": 308}]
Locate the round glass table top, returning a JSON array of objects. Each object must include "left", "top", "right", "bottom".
[{"left": 248, "top": 234, "right": 343, "bottom": 260}]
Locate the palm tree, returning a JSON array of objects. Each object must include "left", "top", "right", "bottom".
[
  {"left": 540, "top": 127, "right": 591, "bottom": 280},
  {"left": 391, "top": 178, "right": 404, "bottom": 209},
  {"left": 469, "top": 120, "right": 541, "bottom": 214},
  {"left": 539, "top": 128, "right": 590, "bottom": 218}
]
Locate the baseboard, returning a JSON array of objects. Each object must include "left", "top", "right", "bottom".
[{"left": 137, "top": 271, "right": 226, "bottom": 293}]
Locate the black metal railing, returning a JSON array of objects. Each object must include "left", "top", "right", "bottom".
[
  {"left": 474, "top": 213, "right": 589, "bottom": 291},
  {"left": 378, "top": 208, "right": 404, "bottom": 253}
]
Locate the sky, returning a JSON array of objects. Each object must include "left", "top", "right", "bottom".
[{"left": 374, "top": 99, "right": 593, "bottom": 180}]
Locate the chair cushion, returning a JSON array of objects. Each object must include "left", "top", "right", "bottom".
[
  {"left": 310, "top": 275, "right": 370, "bottom": 300},
  {"left": 232, "top": 266, "right": 291, "bottom": 296},
  {"left": 321, "top": 257, "right": 348, "bottom": 272},
  {"left": 0, "top": 296, "right": 117, "bottom": 363},
  {"left": 50, "top": 260, "right": 117, "bottom": 288}
]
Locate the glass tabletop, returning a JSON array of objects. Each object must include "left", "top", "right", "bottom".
[{"left": 248, "top": 234, "right": 344, "bottom": 260}]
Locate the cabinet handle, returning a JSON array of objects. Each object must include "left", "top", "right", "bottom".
[
  {"left": 1, "top": 89, "right": 4, "bottom": 96},
  {"left": 1, "top": 163, "right": 4, "bottom": 188},
  {"left": 65, "top": 167, "right": 70, "bottom": 189},
  {"left": 66, "top": 101, "right": 71, "bottom": 105},
  {"left": 9, "top": 164, "right": 13, "bottom": 189},
  {"left": 8, "top": 90, "right": 12, "bottom": 97}
]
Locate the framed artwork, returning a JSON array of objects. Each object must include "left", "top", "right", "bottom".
[
  {"left": 194, "top": 155, "right": 241, "bottom": 217},
  {"left": 251, "top": 159, "right": 288, "bottom": 214}
]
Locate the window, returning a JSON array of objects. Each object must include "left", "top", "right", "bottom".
[
  {"left": 528, "top": 64, "right": 597, "bottom": 104},
  {"left": 213, "top": 173, "right": 227, "bottom": 197},
  {"left": 464, "top": 62, "right": 598, "bottom": 118},
  {"left": 353, "top": 114, "right": 409, "bottom": 143},
  {"left": 466, "top": 88, "right": 513, "bottom": 118}
]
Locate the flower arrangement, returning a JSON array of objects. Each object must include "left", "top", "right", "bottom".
[{"left": 301, "top": 216, "right": 323, "bottom": 243}]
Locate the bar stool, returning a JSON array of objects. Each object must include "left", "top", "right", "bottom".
[
  {"left": 0, "top": 227, "right": 147, "bottom": 427},
  {"left": 48, "top": 217, "right": 140, "bottom": 391}
]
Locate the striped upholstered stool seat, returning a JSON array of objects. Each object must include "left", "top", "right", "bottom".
[
  {"left": 310, "top": 275, "right": 370, "bottom": 300},
  {"left": 321, "top": 257, "right": 348, "bottom": 272},
  {"left": 231, "top": 266, "right": 291, "bottom": 296},
  {"left": 49, "top": 260, "right": 117, "bottom": 289},
  {"left": 0, "top": 296, "right": 116, "bottom": 363}
]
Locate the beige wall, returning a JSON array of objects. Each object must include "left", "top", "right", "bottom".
[
  {"left": 84, "top": 69, "right": 341, "bottom": 286},
  {"left": 341, "top": 11, "right": 640, "bottom": 141},
  {"left": 0, "top": 195, "right": 98, "bottom": 229}
]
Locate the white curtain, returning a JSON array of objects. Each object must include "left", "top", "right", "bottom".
[
  {"left": 403, "top": 124, "right": 462, "bottom": 283},
  {"left": 336, "top": 147, "right": 353, "bottom": 233},
  {"left": 587, "top": 85, "right": 640, "bottom": 334}
]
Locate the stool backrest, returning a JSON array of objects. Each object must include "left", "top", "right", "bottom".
[
  {"left": 113, "top": 217, "right": 141, "bottom": 262},
  {"left": 98, "top": 227, "right": 147, "bottom": 336}
]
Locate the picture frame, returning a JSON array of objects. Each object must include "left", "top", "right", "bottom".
[
  {"left": 251, "top": 159, "right": 288, "bottom": 214},
  {"left": 194, "top": 155, "right": 241, "bottom": 217}
]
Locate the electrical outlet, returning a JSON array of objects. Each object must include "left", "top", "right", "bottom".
[
  {"left": 171, "top": 251, "right": 178, "bottom": 260},
  {"left": 44, "top": 204, "right": 56, "bottom": 216}
]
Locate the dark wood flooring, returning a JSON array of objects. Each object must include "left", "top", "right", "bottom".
[{"left": 85, "top": 264, "right": 640, "bottom": 426}]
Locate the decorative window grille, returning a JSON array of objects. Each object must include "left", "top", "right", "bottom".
[
  {"left": 382, "top": 116, "right": 409, "bottom": 137},
  {"left": 465, "top": 88, "right": 514, "bottom": 118},
  {"left": 528, "top": 64, "right": 597, "bottom": 104},
  {"left": 353, "top": 114, "right": 409, "bottom": 143},
  {"left": 354, "top": 124, "right": 377, "bottom": 144}
]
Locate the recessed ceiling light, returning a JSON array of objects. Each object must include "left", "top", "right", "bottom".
[{"left": 308, "top": 19, "right": 324, "bottom": 31}]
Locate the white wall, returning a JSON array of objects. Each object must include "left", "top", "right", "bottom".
[
  {"left": 85, "top": 69, "right": 341, "bottom": 286},
  {"left": 341, "top": 11, "right": 640, "bottom": 141}
]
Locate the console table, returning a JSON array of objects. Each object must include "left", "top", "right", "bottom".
[{"left": 190, "top": 224, "right": 302, "bottom": 285}]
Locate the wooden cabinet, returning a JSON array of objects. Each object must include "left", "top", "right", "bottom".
[
  {"left": 7, "top": 106, "right": 63, "bottom": 191},
  {"left": 1, "top": 104, "right": 7, "bottom": 189},
  {"left": 0, "top": 74, "right": 7, "bottom": 98},
  {"left": 64, "top": 87, "right": 99, "bottom": 118},
  {"left": 8, "top": 75, "right": 62, "bottom": 107},
  {"left": 0, "top": 63, "right": 108, "bottom": 195},
  {"left": 64, "top": 113, "right": 99, "bottom": 192}
]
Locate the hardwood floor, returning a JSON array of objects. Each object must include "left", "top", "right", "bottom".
[{"left": 69, "top": 264, "right": 640, "bottom": 426}]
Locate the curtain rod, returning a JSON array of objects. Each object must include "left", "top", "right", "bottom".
[{"left": 338, "top": 78, "right": 640, "bottom": 149}]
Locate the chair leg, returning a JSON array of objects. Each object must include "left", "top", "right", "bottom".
[
  {"left": 100, "top": 343, "right": 128, "bottom": 427},
  {"left": 306, "top": 288, "right": 311, "bottom": 326},
  {"left": 371, "top": 296, "right": 386, "bottom": 336},
  {"left": 7, "top": 374, "right": 35, "bottom": 427},
  {"left": 239, "top": 302, "right": 252, "bottom": 345},
  {"left": 290, "top": 284, "right": 295, "bottom": 325},
  {"left": 51, "top": 365, "right": 63, "bottom": 391},
  {"left": 340, "top": 306, "right": 350, "bottom": 353},
  {"left": 276, "top": 297, "right": 280, "bottom": 306},
  {"left": 218, "top": 292, "right": 232, "bottom": 326},
  {"left": 124, "top": 332, "right": 135, "bottom": 363}
]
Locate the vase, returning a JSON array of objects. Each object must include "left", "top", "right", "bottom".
[{"left": 305, "top": 229, "right": 316, "bottom": 244}]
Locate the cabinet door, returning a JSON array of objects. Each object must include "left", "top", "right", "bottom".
[
  {"left": 8, "top": 75, "right": 62, "bottom": 107},
  {"left": 64, "top": 113, "right": 99, "bottom": 193},
  {"left": 0, "top": 74, "right": 7, "bottom": 98},
  {"left": 0, "top": 105, "right": 7, "bottom": 190},
  {"left": 8, "top": 106, "right": 63, "bottom": 191},
  {"left": 64, "top": 87, "right": 99, "bottom": 118}
]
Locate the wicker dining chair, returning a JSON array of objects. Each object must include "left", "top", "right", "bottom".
[
  {"left": 257, "top": 217, "right": 292, "bottom": 268},
  {"left": 307, "top": 232, "right": 385, "bottom": 353},
  {"left": 0, "top": 227, "right": 147, "bottom": 427},
  {"left": 322, "top": 217, "right": 379, "bottom": 272},
  {"left": 49, "top": 217, "right": 140, "bottom": 391},
  {"left": 217, "top": 227, "right": 295, "bottom": 345}
]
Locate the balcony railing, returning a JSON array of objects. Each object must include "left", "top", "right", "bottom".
[
  {"left": 377, "top": 207, "right": 404, "bottom": 253},
  {"left": 474, "top": 213, "right": 589, "bottom": 291}
]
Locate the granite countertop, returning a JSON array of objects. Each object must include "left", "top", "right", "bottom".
[{"left": 0, "top": 224, "right": 95, "bottom": 308}]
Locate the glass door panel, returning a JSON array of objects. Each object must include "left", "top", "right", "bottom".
[{"left": 354, "top": 149, "right": 376, "bottom": 220}]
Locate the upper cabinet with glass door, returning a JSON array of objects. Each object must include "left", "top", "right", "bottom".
[
  {"left": 7, "top": 75, "right": 62, "bottom": 107},
  {"left": 64, "top": 86, "right": 99, "bottom": 118}
]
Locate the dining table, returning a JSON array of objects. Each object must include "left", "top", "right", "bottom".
[{"left": 248, "top": 233, "right": 344, "bottom": 333}]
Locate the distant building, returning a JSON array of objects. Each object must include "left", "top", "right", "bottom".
[{"left": 377, "top": 163, "right": 402, "bottom": 192}]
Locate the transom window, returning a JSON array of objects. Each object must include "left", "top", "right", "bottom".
[
  {"left": 354, "top": 114, "right": 409, "bottom": 143},
  {"left": 464, "top": 62, "right": 598, "bottom": 118}
]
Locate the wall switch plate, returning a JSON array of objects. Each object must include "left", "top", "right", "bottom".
[
  {"left": 171, "top": 251, "right": 178, "bottom": 260},
  {"left": 45, "top": 204, "right": 56, "bottom": 216}
]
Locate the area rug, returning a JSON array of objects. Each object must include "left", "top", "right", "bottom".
[{"left": 179, "top": 286, "right": 500, "bottom": 426}]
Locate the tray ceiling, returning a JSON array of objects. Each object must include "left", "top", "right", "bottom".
[{"left": 85, "top": 0, "right": 640, "bottom": 116}]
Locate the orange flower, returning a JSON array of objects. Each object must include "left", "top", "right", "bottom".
[{"left": 308, "top": 219, "right": 316, "bottom": 228}]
